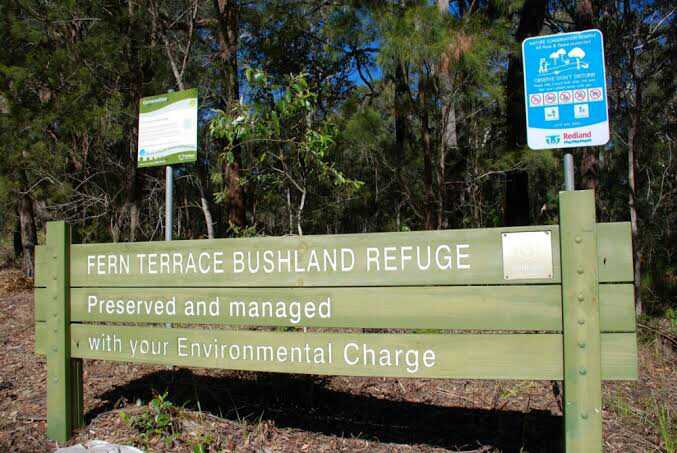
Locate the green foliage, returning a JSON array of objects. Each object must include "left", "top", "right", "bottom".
[
  {"left": 0, "top": 0, "right": 673, "bottom": 312},
  {"left": 120, "top": 392, "right": 179, "bottom": 447},
  {"left": 210, "top": 69, "right": 363, "bottom": 234}
]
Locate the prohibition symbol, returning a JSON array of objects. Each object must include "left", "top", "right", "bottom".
[
  {"left": 589, "top": 88, "right": 602, "bottom": 100},
  {"left": 574, "top": 89, "right": 587, "bottom": 102}
]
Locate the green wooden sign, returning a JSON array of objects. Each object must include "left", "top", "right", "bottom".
[{"left": 34, "top": 190, "right": 637, "bottom": 452}]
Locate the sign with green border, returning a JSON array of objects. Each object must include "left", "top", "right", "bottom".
[{"left": 137, "top": 88, "right": 197, "bottom": 168}]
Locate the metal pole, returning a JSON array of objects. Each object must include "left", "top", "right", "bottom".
[
  {"left": 165, "top": 165, "right": 173, "bottom": 240},
  {"left": 563, "top": 153, "right": 575, "bottom": 191}
]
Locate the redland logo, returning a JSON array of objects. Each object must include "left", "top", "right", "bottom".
[{"left": 563, "top": 131, "right": 592, "bottom": 140}]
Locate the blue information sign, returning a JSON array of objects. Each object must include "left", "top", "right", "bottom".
[{"left": 522, "top": 30, "right": 609, "bottom": 150}]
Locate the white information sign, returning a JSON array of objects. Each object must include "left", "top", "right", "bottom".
[{"left": 138, "top": 88, "right": 197, "bottom": 168}]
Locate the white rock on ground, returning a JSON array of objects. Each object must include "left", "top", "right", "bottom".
[{"left": 54, "top": 440, "right": 143, "bottom": 453}]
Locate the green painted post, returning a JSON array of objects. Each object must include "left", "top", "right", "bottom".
[
  {"left": 46, "top": 222, "right": 79, "bottom": 442},
  {"left": 69, "top": 227, "right": 84, "bottom": 431},
  {"left": 70, "top": 359, "right": 84, "bottom": 429},
  {"left": 559, "top": 190, "right": 603, "bottom": 452}
]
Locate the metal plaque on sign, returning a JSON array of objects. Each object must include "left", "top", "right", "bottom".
[{"left": 501, "top": 231, "right": 554, "bottom": 280}]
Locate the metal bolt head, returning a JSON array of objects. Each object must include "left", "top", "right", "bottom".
[
  {"left": 578, "top": 319, "right": 585, "bottom": 325},
  {"left": 581, "top": 412, "right": 588, "bottom": 420},
  {"left": 577, "top": 266, "right": 584, "bottom": 275},
  {"left": 579, "top": 368, "right": 587, "bottom": 375},
  {"left": 578, "top": 342, "right": 586, "bottom": 349},
  {"left": 575, "top": 236, "right": 582, "bottom": 243},
  {"left": 577, "top": 293, "right": 585, "bottom": 302}
]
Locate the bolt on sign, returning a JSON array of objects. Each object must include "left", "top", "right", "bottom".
[
  {"left": 137, "top": 88, "right": 198, "bottom": 167},
  {"left": 522, "top": 30, "right": 610, "bottom": 149},
  {"left": 34, "top": 191, "right": 637, "bottom": 452}
]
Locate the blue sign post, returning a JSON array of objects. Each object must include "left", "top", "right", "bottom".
[{"left": 522, "top": 30, "right": 609, "bottom": 150}]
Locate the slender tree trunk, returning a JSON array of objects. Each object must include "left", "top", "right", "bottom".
[
  {"left": 628, "top": 79, "right": 642, "bottom": 315},
  {"left": 13, "top": 208, "right": 22, "bottom": 261},
  {"left": 297, "top": 189, "right": 306, "bottom": 236},
  {"left": 18, "top": 175, "right": 37, "bottom": 278},
  {"left": 575, "top": 0, "right": 599, "bottom": 192},
  {"left": 419, "top": 75, "right": 434, "bottom": 230},
  {"left": 286, "top": 187, "right": 293, "bottom": 235},
  {"left": 127, "top": 1, "right": 143, "bottom": 242},
  {"left": 196, "top": 162, "right": 216, "bottom": 239},
  {"left": 214, "top": 0, "right": 245, "bottom": 231},
  {"left": 394, "top": 60, "right": 409, "bottom": 201},
  {"left": 436, "top": 0, "right": 458, "bottom": 229},
  {"left": 504, "top": 0, "right": 545, "bottom": 226},
  {"left": 504, "top": 171, "right": 531, "bottom": 226},
  {"left": 505, "top": 0, "right": 546, "bottom": 148},
  {"left": 127, "top": 136, "right": 142, "bottom": 242},
  {"left": 436, "top": 125, "right": 448, "bottom": 229}
]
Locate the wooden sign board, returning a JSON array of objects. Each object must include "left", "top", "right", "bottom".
[{"left": 34, "top": 190, "right": 637, "bottom": 453}]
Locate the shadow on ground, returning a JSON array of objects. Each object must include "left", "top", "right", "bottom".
[{"left": 88, "top": 368, "right": 562, "bottom": 452}]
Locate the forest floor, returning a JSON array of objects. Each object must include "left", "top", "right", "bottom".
[{"left": 0, "top": 269, "right": 674, "bottom": 453}]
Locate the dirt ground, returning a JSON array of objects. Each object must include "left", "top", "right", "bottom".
[{"left": 0, "top": 269, "right": 674, "bottom": 452}]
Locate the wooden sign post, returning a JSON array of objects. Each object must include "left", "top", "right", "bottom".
[{"left": 34, "top": 190, "right": 637, "bottom": 451}]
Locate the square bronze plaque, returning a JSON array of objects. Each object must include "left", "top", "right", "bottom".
[{"left": 501, "top": 231, "right": 554, "bottom": 280}]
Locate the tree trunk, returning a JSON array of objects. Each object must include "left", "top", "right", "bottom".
[
  {"left": 127, "top": 152, "right": 142, "bottom": 242},
  {"left": 628, "top": 79, "right": 642, "bottom": 315},
  {"left": 129, "top": 203, "right": 140, "bottom": 242},
  {"left": 504, "top": 0, "right": 545, "bottom": 226},
  {"left": 18, "top": 180, "right": 37, "bottom": 278},
  {"left": 419, "top": 75, "right": 434, "bottom": 230},
  {"left": 437, "top": 58, "right": 456, "bottom": 231},
  {"left": 575, "top": 0, "right": 599, "bottom": 192},
  {"left": 504, "top": 171, "right": 531, "bottom": 226},
  {"left": 506, "top": 0, "right": 547, "bottom": 147},
  {"left": 214, "top": 0, "right": 245, "bottom": 231},
  {"left": 196, "top": 161, "right": 216, "bottom": 239},
  {"left": 297, "top": 189, "right": 306, "bottom": 236},
  {"left": 394, "top": 60, "right": 409, "bottom": 200},
  {"left": 13, "top": 208, "right": 22, "bottom": 262},
  {"left": 436, "top": 0, "right": 458, "bottom": 230}
]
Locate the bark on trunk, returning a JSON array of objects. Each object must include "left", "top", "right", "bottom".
[
  {"left": 419, "top": 75, "right": 434, "bottom": 230},
  {"left": 436, "top": 0, "right": 458, "bottom": 230},
  {"left": 504, "top": 0, "right": 545, "bottom": 226},
  {"left": 394, "top": 60, "right": 409, "bottom": 191},
  {"left": 575, "top": 0, "right": 598, "bottom": 192},
  {"left": 13, "top": 208, "right": 22, "bottom": 261},
  {"left": 628, "top": 79, "right": 642, "bottom": 315},
  {"left": 197, "top": 162, "right": 216, "bottom": 239},
  {"left": 18, "top": 182, "right": 37, "bottom": 278},
  {"left": 127, "top": 151, "right": 142, "bottom": 242},
  {"left": 504, "top": 171, "right": 531, "bottom": 226},
  {"left": 506, "top": 0, "right": 547, "bottom": 147},
  {"left": 214, "top": 0, "right": 246, "bottom": 231}
]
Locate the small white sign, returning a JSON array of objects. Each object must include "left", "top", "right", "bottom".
[
  {"left": 574, "top": 104, "right": 590, "bottom": 118},
  {"left": 545, "top": 107, "right": 559, "bottom": 121},
  {"left": 502, "top": 231, "right": 554, "bottom": 280}
]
